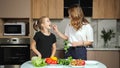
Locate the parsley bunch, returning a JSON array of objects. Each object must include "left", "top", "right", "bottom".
[{"left": 64, "top": 40, "right": 70, "bottom": 53}]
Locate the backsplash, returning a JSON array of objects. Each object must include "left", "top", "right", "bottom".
[
  {"left": 51, "top": 18, "right": 118, "bottom": 49},
  {"left": 117, "top": 20, "right": 120, "bottom": 47},
  {"left": 97, "top": 20, "right": 117, "bottom": 48}
]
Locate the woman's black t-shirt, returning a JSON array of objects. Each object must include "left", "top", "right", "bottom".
[{"left": 33, "top": 31, "right": 56, "bottom": 58}]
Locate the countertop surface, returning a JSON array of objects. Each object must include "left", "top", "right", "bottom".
[
  {"left": 57, "top": 48, "right": 120, "bottom": 51},
  {"left": 86, "top": 48, "right": 120, "bottom": 50},
  {"left": 21, "top": 60, "right": 107, "bottom": 68}
]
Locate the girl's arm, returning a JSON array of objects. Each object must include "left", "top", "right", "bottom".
[
  {"left": 52, "top": 25, "right": 68, "bottom": 40},
  {"left": 30, "top": 39, "right": 42, "bottom": 58},
  {"left": 51, "top": 43, "right": 56, "bottom": 57}
]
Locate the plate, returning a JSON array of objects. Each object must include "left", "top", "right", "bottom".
[
  {"left": 85, "top": 60, "right": 99, "bottom": 65},
  {"left": 70, "top": 65, "right": 84, "bottom": 68}
]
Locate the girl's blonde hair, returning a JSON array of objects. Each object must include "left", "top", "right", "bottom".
[
  {"left": 68, "top": 4, "right": 89, "bottom": 30},
  {"left": 33, "top": 16, "right": 48, "bottom": 31}
]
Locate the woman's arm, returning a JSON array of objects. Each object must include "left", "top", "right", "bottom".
[
  {"left": 51, "top": 43, "right": 56, "bottom": 57},
  {"left": 71, "top": 41, "right": 93, "bottom": 47},
  {"left": 83, "top": 41, "right": 93, "bottom": 46},
  {"left": 30, "top": 39, "right": 42, "bottom": 58},
  {"left": 52, "top": 25, "right": 68, "bottom": 40}
]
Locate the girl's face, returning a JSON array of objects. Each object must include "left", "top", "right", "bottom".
[{"left": 42, "top": 18, "right": 51, "bottom": 30}]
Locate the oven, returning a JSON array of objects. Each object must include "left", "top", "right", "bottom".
[{"left": 0, "top": 38, "right": 30, "bottom": 68}]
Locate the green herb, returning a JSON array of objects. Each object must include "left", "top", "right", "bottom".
[
  {"left": 101, "top": 28, "right": 115, "bottom": 47},
  {"left": 64, "top": 40, "right": 70, "bottom": 53},
  {"left": 58, "top": 56, "right": 73, "bottom": 65}
]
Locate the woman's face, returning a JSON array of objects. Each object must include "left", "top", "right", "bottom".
[{"left": 42, "top": 18, "right": 51, "bottom": 30}]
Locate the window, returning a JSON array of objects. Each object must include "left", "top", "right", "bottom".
[{"left": 64, "top": 0, "right": 92, "bottom": 17}]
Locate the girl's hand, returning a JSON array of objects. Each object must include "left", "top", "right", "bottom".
[
  {"left": 50, "top": 55, "right": 54, "bottom": 57},
  {"left": 38, "top": 54, "right": 42, "bottom": 58}
]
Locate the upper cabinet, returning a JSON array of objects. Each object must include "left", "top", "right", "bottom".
[
  {"left": 0, "top": 0, "right": 31, "bottom": 18},
  {"left": 32, "top": 0, "right": 63, "bottom": 19},
  {"left": 93, "top": 0, "right": 120, "bottom": 19}
]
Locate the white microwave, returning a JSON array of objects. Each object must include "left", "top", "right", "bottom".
[{"left": 4, "top": 22, "right": 26, "bottom": 36}]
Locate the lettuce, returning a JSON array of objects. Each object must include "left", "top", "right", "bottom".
[{"left": 31, "top": 56, "right": 47, "bottom": 67}]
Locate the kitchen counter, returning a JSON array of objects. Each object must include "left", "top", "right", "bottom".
[
  {"left": 57, "top": 48, "right": 120, "bottom": 51},
  {"left": 87, "top": 48, "right": 120, "bottom": 50},
  {"left": 21, "top": 60, "right": 107, "bottom": 68}
]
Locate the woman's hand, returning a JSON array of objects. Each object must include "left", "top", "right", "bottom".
[
  {"left": 52, "top": 24, "right": 68, "bottom": 40},
  {"left": 71, "top": 41, "right": 84, "bottom": 47},
  {"left": 52, "top": 24, "right": 59, "bottom": 33},
  {"left": 71, "top": 42, "right": 78, "bottom": 47}
]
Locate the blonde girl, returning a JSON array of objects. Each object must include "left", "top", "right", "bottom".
[{"left": 31, "top": 16, "right": 56, "bottom": 58}]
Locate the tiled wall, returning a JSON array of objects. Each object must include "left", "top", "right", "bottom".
[
  {"left": 117, "top": 20, "right": 120, "bottom": 46},
  {"left": 97, "top": 20, "right": 117, "bottom": 48},
  {"left": 51, "top": 18, "right": 117, "bottom": 49}
]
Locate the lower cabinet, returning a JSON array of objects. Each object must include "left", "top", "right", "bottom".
[
  {"left": 87, "top": 50, "right": 120, "bottom": 68},
  {"left": 55, "top": 50, "right": 65, "bottom": 59},
  {"left": 87, "top": 51, "right": 96, "bottom": 60}
]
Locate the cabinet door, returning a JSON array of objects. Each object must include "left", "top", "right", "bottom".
[
  {"left": 48, "top": 0, "right": 63, "bottom": 19},
  {"left": 95, "top": 51, "right": 120, "bottom": 68},
  {"left": 0, "top": 46, "right": 3, "bottom": 64},
  {"left": 87, "top": 51, "right": 96, "bottom": 60},
  {"left": 115, "top": 0, "right": 120, "bottom": 18},
  {"left": 32, "top": 0, "right": 63, "bottom": 19},
  {"left": 93, "top": 0, "right": 120, "bottom": 19},
  {"left": 32, "top": 0, "right": 48, "bottom": 18},
  {"left": 0, "top": 19, "right": 3, "bottom": 37},
  {"left": 55, "top": 50, "right": 65, "bottom": 59},
  {"left": 0, "top": 0, "right": 30, "bottom": 18}
]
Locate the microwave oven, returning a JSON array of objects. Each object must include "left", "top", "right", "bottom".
[{"left": 3, "top": 22, "right": 27, "bottom": 36}]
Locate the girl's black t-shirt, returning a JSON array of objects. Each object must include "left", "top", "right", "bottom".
[{"left": 33, "top": 31, "right": 56, "bottom": 58}]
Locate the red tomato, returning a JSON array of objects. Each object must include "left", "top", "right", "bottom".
[
  {"left": 50, "top": 60, "right": 56, "bottom": 64},
  {"left": 45, "top": 58, "right": 52, "bottom": 64},
  {"left": 81, "top": 60, "right": 85, "bottom": 65},
  {"left": 52, "top": 60, "right": 57, "bottom": 64},
  {"left": 45, "top": 58, "right": 58, "bottom": 64}
]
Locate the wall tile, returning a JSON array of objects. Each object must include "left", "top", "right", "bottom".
[{"left": 97, "top": 20, "right": 117, "bottom": 48}]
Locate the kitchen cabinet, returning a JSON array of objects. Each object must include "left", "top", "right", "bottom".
[
  {"left": 32, "top": 0, "right": 63, "bottom": 19},
  {"left": 0, "top": 0, "right": 31, "bottom": 18},
  {"left": 32, "top": 0, "right": 48, "bottom": 19},
  {"left": 87, "top": 51, "right": 96, "bottom": 60},
  {"left": 87, "top": 50, "right": 120, "bottom": 68},
  {"left": 93, "top": 0, "right": 120, "bottom": 19},
  {"left": 0, "top": 19, "right": 3, "bottom": 37},
  {"left": 95, "top": 51, "right": 120, "bottom": 68},
  {"left": 55, "top": 50, "right": 65, "bottom": 59}
]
